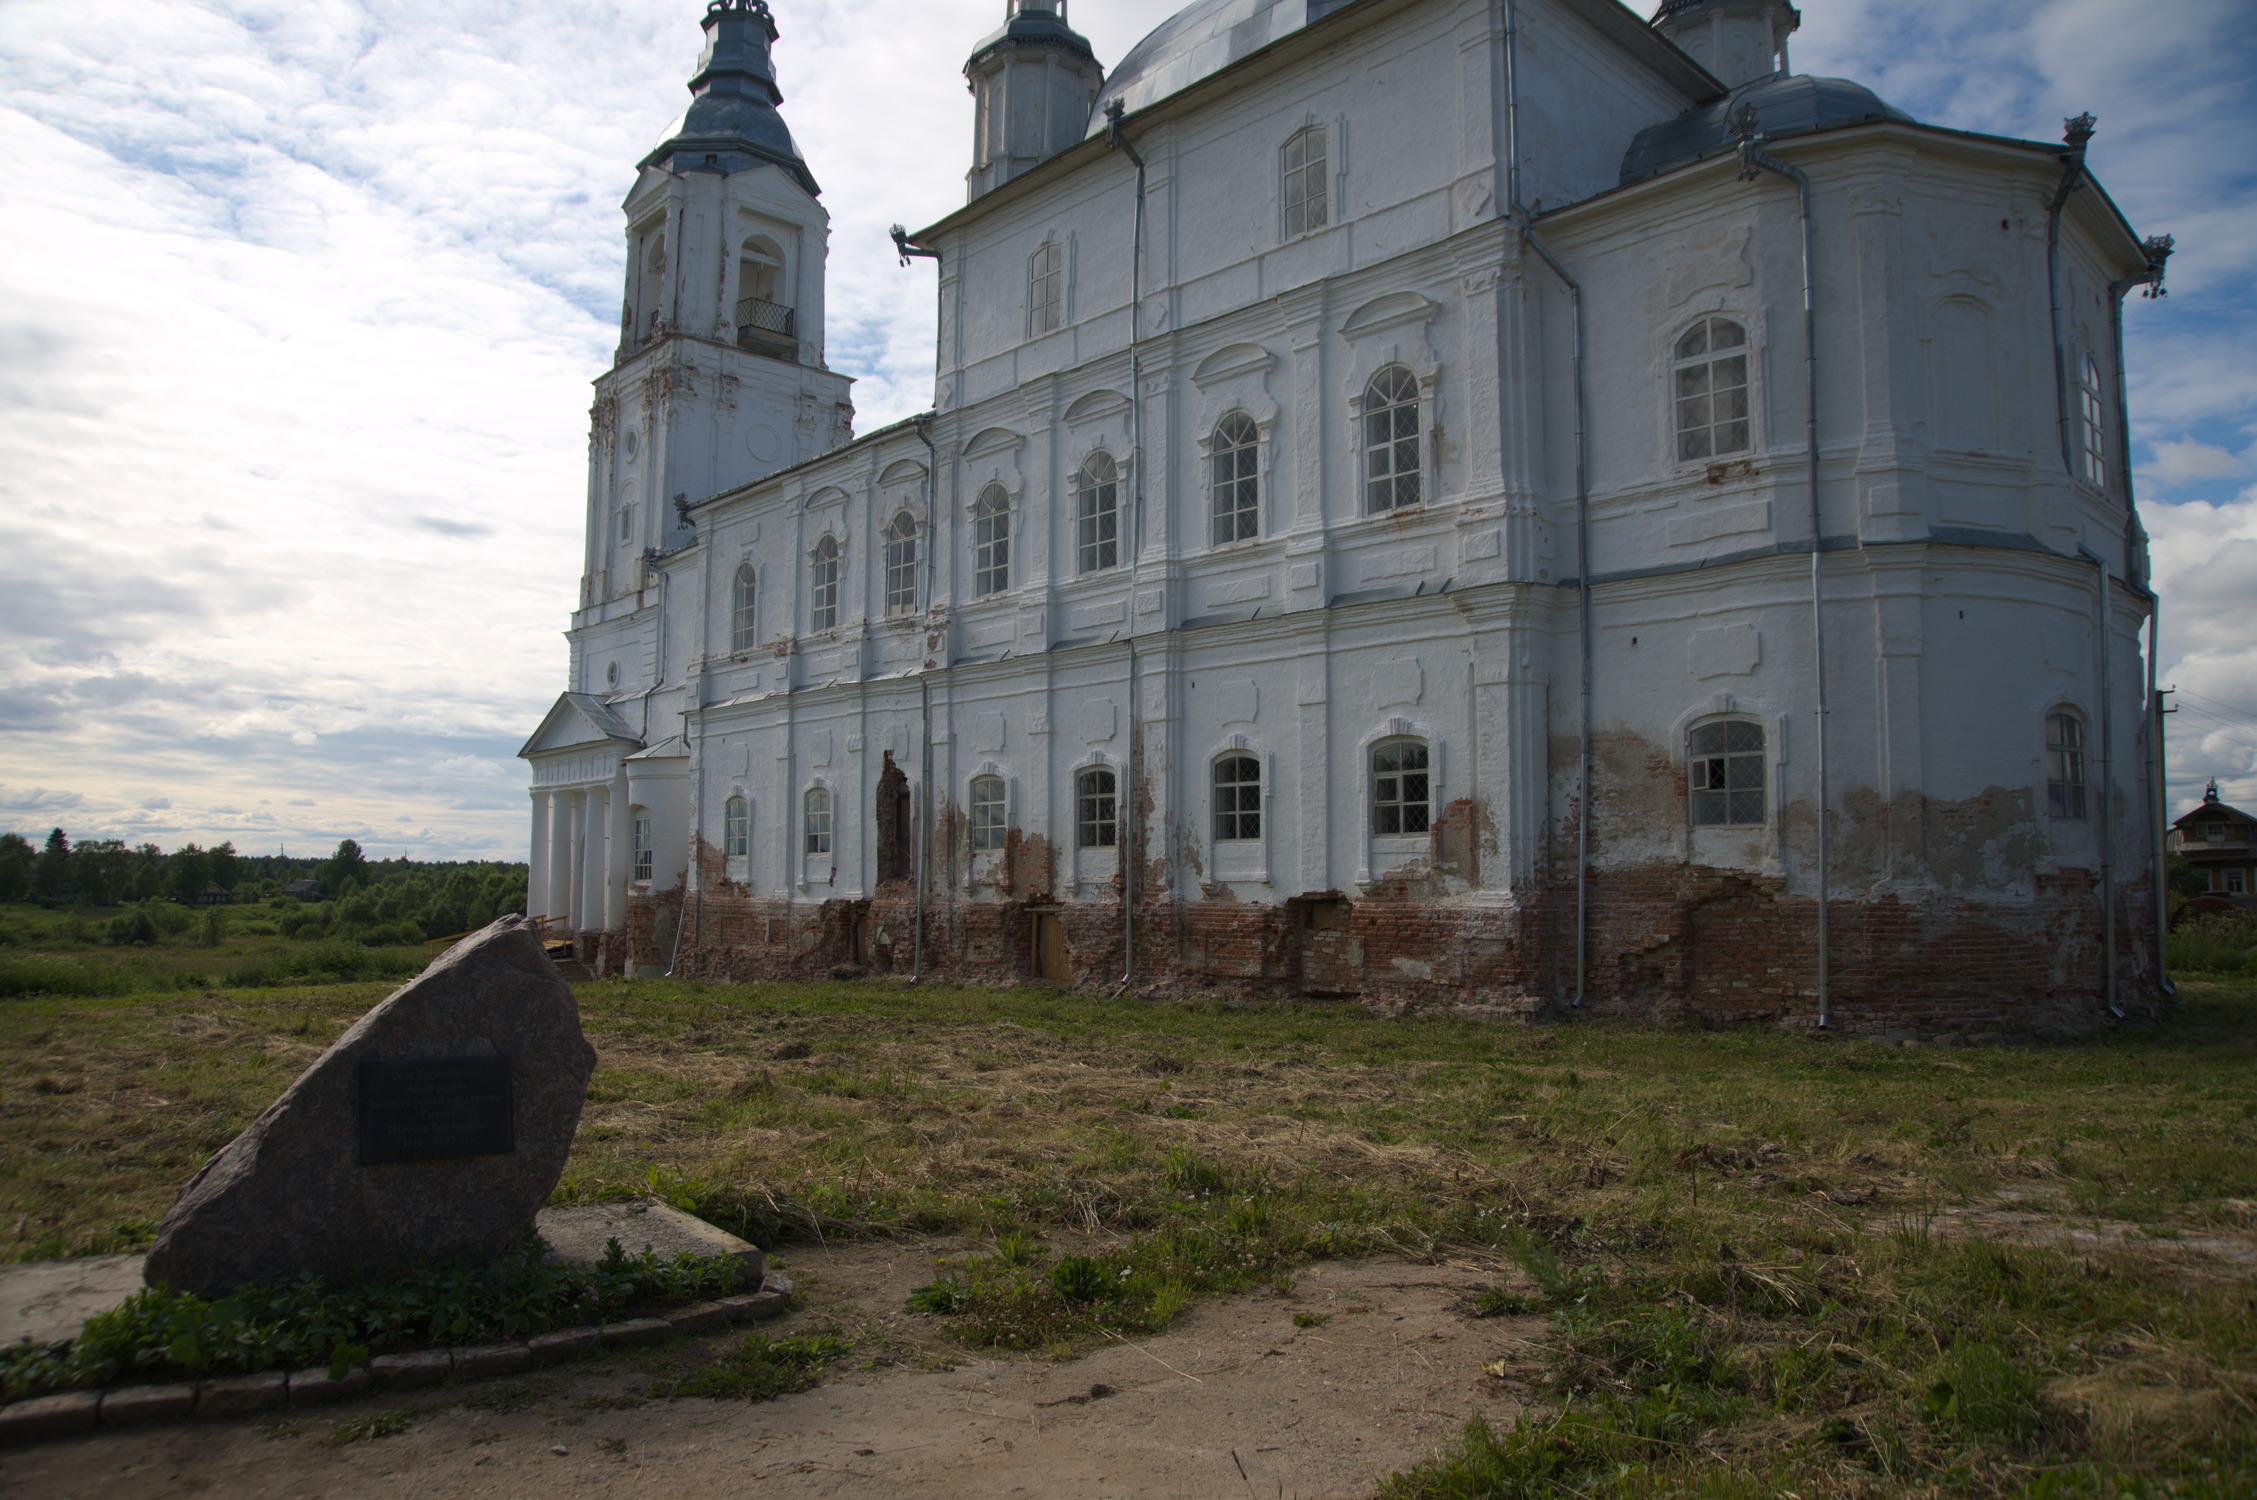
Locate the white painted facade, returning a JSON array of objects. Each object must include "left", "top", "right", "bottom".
[{"left": 523, "top": 0, "right": 2169, "bottom": 1025}]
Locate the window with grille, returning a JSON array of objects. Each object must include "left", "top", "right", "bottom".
[
  {"left": 723, "top": 796, "right": 748, "bottom": 858},
  {"left": 1213, "top": 756, "right": 1261, "bottom": 842},
  {"left": 2047, "top": 712, "right": 2086, "bottom": 819},
  {"left": 1077, "top": 767, "right": 1118, "bottom": 849},
  {"left": 631, "top": 811, "right": 653, "bottom": 883},
  {"left": 970, "top": 775, "right": 1007, "bottom": 852},
  {"left": 1363, "top": 367, "right": 1421, "bottom": 514},
  {"left": 1075, "top": 452, "right": 1119, "bottom": 574},
  {"left": 1029, "top": 241, "right": 1064, "bottom": 336},
  {"left": 884, "top": 512, "right": 918, "bottom": 617},
  {"left": 1282, "top": 126, "right": 1327, "bottom": 238},
  {"left": 974, "top": 486, "right": 1011, "bottom": 597},
  {"left": 804, "top": 788, "right": 832, "bottom": 855},
  {"left": 1673, "top": 318, "right": 1751, "bottom": 461},
  {"left": 1370, "top": 740, "right": 1430, "bottom": 835},
  {"left": 809, "top": 535, "right": 840, "bottom": 631},
  {"left": 730, "top": 563, "right": 757, "bottom": 651},
  {"left": 1689, "top": 720, "right": 1765, "bottom": 826},
  {"left": 2077, "top": 355, "right": 2107, "bottom": 485},
  {"left": 1210, "top": 413, "right": 1259, "bottom": 545}
]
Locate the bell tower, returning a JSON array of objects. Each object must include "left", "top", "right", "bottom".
[
  {"left": 1652, "top": 0, "right": 1799, "bottom": 89},
  {"left": 964, "top": 0, "right": 1105, "bottom": 201},
  {"left": 586, "top": 0, "right": 855, "bottom": 612}
]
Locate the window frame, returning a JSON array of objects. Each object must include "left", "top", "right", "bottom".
[
  {"left": 1361, "top": 366, "right": 1422, "bottom": 515},
  {"left": 973, "top": 486, "right": 1012, "bottom": 598},
  {"left": 1210, "top": 412, "right": 1260, "bottom": 546},
  {"left": 723, "top": 795, "right": 749, "bottom": 859},
  {"left": 2046, "top": 711, "right": 2087, "bottom": 820},
  {"left": 1369, "top": 738, "right": 1431, "bottom": 837},
  {"left": 630, "top": 809, "right": 654, "bottom": 884},
  {"left": 803, "top": 786, "right": 833, "bottom": 856},
  {"left": 1672, "top": 316, "right": 1753, "bottom": 464},
  {"left": 1688, "top": 718, "right": 1766, "bottom": 828},
  {"left": 883, "top": 512, "right": 919, "bottom": 618},
  {"left": 808, "top": 534, "right": 840, "bottom": 633},
  {"left": 1076, "top": 766, "right": 1118, "bottom": 850},
  {"left": 1028, "top": 240, "right": 1064, "bottom": 338},
  {"left": 730, "top": 562, "right": 757, "bottom": 651},
  {"left": 2076, "top": 353, "right": 2108, "bottom": 486},
  {"left": 969, "top": 775, "right": 1008, "bottom": 853},
  {"left": 1212, "top": 755, "right": 1262, "bottom": 843},
  {"left": 1074, "top": 452, "right": 1120, "bottom": 575},
  {"left": 1281, "top": 125, "right": 1328, "bottom": 240}
]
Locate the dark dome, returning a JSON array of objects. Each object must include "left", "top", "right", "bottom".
[
  {"left": 643, "top": 0, "right": 819, "bottom": 196},
  {"left": 1620, "top": 73, "right": 1913, "bottom": 185},
  {"left": 968, "top": 2, "right": 1097, "bottom": 72}
]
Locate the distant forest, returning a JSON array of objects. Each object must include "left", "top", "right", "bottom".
[{"left": 0, "top": 829, "right": 527, "bottom": 948}]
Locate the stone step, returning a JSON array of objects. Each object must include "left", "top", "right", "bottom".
[{"left": 551, "top": 957, "right": 595, "bottom": 982}]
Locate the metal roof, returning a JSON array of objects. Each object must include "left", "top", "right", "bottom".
[
  {"left": 1084, "top": 0, "right": 1363, "bottom": 138},
  {"left": 967, "top": 1, "right": 1098, "bottom": 72},
  {"left": 642, "top": 0, "right": 819, "bottom": 196},
  {"left": 1620, "top": 72, "right": 1913, "bottom": 184}
]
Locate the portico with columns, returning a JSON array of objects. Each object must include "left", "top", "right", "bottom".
[{"left": 520, "top": 694, "right": 644, "bottom": 954}]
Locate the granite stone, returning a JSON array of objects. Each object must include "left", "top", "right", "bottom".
[
  {"left": 535, "top": 1199, "right": 765, "bottom": 1288},
  {"left": 287, "top": 1366, "right": 371, "bottom": 1406},
  {"left": 142, "top": 917, "right": 596, "bottom": 1298},
  {"left": 369, "top": 1350, "right": 453, "bottom": 1389},
  {"left": 0, "top": 1391, "right": 100, "bottom": 1443},
  {"left": 452, "top": 1343, "right": 532, "bottom": 1379},
  {"left": 526, "top": 1327, "right": 602, "bottom": 1366},
  {"left": 196, "top": 1371, "right": 288, "bottom": 1417},
  {"left": 599, "top": 1317, "right": 673, "bottom": 1348},
  {"left": 99, "top": 1384, "right": 197, "bottom": 1426}
]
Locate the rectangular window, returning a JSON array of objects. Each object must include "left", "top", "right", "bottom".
[
  {"left": 970, "top": 777, "right": 1007, "bottom": 852},
  {"left": 2229, "top": 870, "right": 2248, "bottom": 894},
  {"left": 1029, "top": 242, "right": 1064, "bottom": 337},
  {"left": 1371, "top": 741, "right": 1430, "bottom": 836},
  {"left": 810, "top": 541, "right": 840, "bottom": 632},
  {"left": 1282, "top": 127, "right": 1327, "bottom": 239},
  {"left": 723, "top": 798, "right": 748, "bottom": 858},
  {"left": 974, "top": 492, "right": 1011, "bottom": 597},
  {"left": 631, "top": 813, "right": 653, "bottom": 883},
  {"left": 1689, "top": 720, "right": 1765, "bottom": 827},
  {"left": 1077, "top": 769, "right": 1117, "bottom": 849},
  {"left": 619, "top": 504, "right": 635, "bottom": 544},
  {"left": 804, "top": 792, "right": 832, "bottom": 856},
  {"left": 2047, "top": 714, "right": 2086, "bottom": 820},
  {"left": 1213, "top": 756, "right": 1261, "bottom": 842},
  {"left": 884, "top": 516, "right": 918, "bottom": 617}
]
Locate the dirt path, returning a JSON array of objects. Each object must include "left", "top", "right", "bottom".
[{"left": 1, "top": 1247, "right": 1535, "bottom": 1500}]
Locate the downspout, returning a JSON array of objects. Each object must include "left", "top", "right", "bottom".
[
  {"left": 2109, "top": 234, "right": 2174, "bottom": 994},
  {"left": 1733, "top": 107, "right": 1830, "bottom": 1029},
  {"left": 912, "top": 415, "right": 941, "bottom": 985},
  {"left": 2081, "top": 545, "right": 2121, "bottom": 1019},
  {"left": 1106, "top": 99, "right": 1148, "bottom": 989},
  {"left": 2047, "top": 114, "right": 2096, "bottom": 477},
  {"left": 1505, "top": 0, "right": 1590, "bottom": 1008}
]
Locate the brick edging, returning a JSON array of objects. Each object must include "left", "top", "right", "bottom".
[{"left": 0, "top": 1277, "right": 792, "bottom": 1446}]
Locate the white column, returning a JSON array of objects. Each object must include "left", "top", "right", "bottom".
[
  {"left": 580, "top": 786, "right": 608, "bottom": 933},
  {"left": 547, "top": 790, "right": 574, "bottom": 927},
  {"left": 606, "top": 770, "right": 632, "bottom": 931},
  {"left": 527, "top": 791, "right": 549, "bottom": 922}
]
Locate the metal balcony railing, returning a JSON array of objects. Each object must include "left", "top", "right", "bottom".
[{"left": 735, "top": 297, "right": 798, "bottom": 359}]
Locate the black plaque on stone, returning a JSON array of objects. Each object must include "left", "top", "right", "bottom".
[{"left": 358, "top": 1057, "right": 515, "bottom": 1165}]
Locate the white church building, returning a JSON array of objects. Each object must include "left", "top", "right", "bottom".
[{"left": 520, "top": 0, "right": 2175, "bottom": 1034}]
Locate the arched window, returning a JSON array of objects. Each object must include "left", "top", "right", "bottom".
[
  {"left": 2077, "top": 354, "right": 2107, "bottom": 485},
  {"left": 969, "top": 775, "right": 1007, "bottom": 852},
  {"left": 1029, "top": 241, "right": 1064, "bottom": 336},
  {"left": 735, "top": 235, "right": 793, "bottom": 355},
  {"left": 1689, "top": 720, "right": 1765, "bottom": 827},
  {"left": 809, "top": 535, "right": 840, "bottom": 632},
  {"left": 884, "top": 512, "right": 919, "bottom": 617},
  {"left": 723, "top": 795, "right": 749, "bottom": 858},
  {"left": 738, "top": 236, "right": 783, "bottom": 306},
  {"left": 1076, "top": 767, "right": 1118, "bottom": 849},
  {"left": 1075, "top": 452, "right": 1119, "bottom": 574},
  {"left": 1282, "top": 125, "right": 1328, "bottom": 238},
  {"left": 630, "top": 809, "right": 654, "bottom": 883},
  {"left": 1363, "top": 367, "right": 1421, "bottom": 514},
  {"left": 1674, "top": 318, "right": 1751, "bottom": 461},
  {"left": 1210, "top": 413, "right": 1259, "bottom": 545},
  {"left": 1370, "top": 740, "right": 1430, "bottom": 835},
  {"left": 730, "top": 563, "right": 757, "bottom": 651},
  {"left": 803, "top": 787, "right": 833, "bottom": 855},
  {"left": 1213, "top": 756, "right": 1261, "bottom": 842},
  {"left": 973, "top": 486, "right": 1011, "bottom": 597},
  {"left": 2047, "top": 712, "right": 2087, "bottom": 818}
]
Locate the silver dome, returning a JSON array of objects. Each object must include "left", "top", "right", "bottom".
[{"left": 1086, "top": 0, "right": 1360, "bottom": 137}]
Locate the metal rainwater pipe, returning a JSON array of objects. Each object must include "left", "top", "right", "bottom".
[
  {"left": 1733, "top": 109, "right": 1831, "bottom": 1029},
  {"left": 912, "top": 415, "right": 941, "bottom": 985},
  {"left": 1505, "top": 0, "right": 1591, "bottom": 1008},
  {"left": 1106, "top": 98, "right": 1148, "bottom": 988},
  {"left": 2081, "top": 546, "right": 2121, "bottom": 1019},
  {"left": 2046, "top": 114, "right": 2096, "bottom": 478}
]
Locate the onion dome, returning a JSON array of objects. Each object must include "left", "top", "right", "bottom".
[{"left": 643, "top": 0, "right": 819, "bottom": 196}]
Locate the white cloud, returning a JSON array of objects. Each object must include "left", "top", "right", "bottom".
[{"left": 2148, "top": 439, "right": 2249, "bottom": 487}]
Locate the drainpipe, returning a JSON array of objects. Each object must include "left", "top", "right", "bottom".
[
  {"left": 2081, "top": 546, "right": 2122, "bottom": 1018},
  {"left": 1106, "top": 98, "right": 1148, "bottom": 989},
  {"left": 2109, "top": 235, "right": 2174, "bottom": 995},
  {"left": 1505, "top": 0, "right": 1590, "bottom": 1008},
  {"left": 912, "top": 415, "right": 941, "bottom": 985},
  {"left": 2047, "top": 114, "right": 2097, "bottom": 477},
  {"left": 1733, "top": 107, "right": 1831, "bottom": 1029}
]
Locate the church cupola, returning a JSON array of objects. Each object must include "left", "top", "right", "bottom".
[
  {"left": 643, "top": 0, "right": 819, "bottom": 196},
  {"left": 1652, "top": 0, "right": 1799, "bottom": 90},
  {"left": 964, "top": 0, "right": 1105, "bottom": 201}
]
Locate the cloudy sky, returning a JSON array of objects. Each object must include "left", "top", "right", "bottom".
[{"left": 1, "top": 0, "right": 2252, "bottom": 861}]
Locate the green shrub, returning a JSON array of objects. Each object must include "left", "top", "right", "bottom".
[
  {"left": 2167, "top": 912, "right": 2257, "bottom": 976},
  {"left": 0, "top": 954, "right": 137, "bottom": 998},
  {"left": 219, "top": 942, "right": 424, "bottom": 989}
]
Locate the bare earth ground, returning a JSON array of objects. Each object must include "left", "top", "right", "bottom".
[{"left": 0, "top": 1245, "right": 1535, "bottom": 1500}]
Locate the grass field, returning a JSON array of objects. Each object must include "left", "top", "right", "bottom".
[{"left": 3, "top": 947, "right": 2253, "bottom": 1495}]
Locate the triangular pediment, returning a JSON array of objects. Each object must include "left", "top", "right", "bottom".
[{"left": 519, "top": 693, "right": 646, "bottom": 760}]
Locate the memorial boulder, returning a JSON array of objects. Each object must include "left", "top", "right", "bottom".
[{"left": 142, "top": 916, "right": 597, "bottom": 1299}]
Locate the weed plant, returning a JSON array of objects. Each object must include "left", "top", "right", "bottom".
[
  {"left": 0, "top": 1233, "right": 740, "bottom": 1400},
  {"left": 647, "top": 1330, "right": 850, "bottom": 1401}
]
